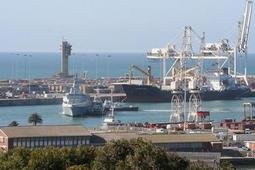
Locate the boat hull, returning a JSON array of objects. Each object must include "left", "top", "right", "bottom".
[
  {"left": 104, "top": 106, "right": 139, "bottom": 112},
  {"left": 63, "top": 104, "right": 92, "bottom": 117},
  {"left": 121, "top": 84, "right": 249, "bottom": 103}
]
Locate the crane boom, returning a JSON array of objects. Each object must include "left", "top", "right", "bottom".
[
  {"left": 128, "top": 65, "right": 154, "bottom": 85},
  {"left": 238, "top": 0, "right": 253, "bottom": 54}
]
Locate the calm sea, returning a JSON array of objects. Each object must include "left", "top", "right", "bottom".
[
  {"left": 1, "top": 52, "right": 255, "bottom": 80},
  {"left": 0, "top": 52, "right": 160, "bottom": 80},
  {"left": 0, "top": 52, "right": 254, "bottom": 127}
]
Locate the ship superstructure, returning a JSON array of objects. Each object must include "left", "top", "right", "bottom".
[{"left": 62, "top": 77, "right": 93, "bottom": 117}]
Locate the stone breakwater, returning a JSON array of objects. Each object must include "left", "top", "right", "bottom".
[{"left": 0, "top": 98, "right": 63, "bottom": 107}]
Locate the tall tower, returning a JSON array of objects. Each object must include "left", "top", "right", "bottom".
[
  {"left": 61, "top": 41, "right": 72, "bottom": 77},
  {"left": 182, "top": 26, "right": 193, "bottom": 57}
]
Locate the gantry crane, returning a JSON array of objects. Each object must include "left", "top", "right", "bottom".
[{"left": 235, "top": 0, "right": 253, "bottom": 85}]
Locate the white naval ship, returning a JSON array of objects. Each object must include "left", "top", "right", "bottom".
[{"left": 62, "top": 78, "right": 93, "bottom": 117}]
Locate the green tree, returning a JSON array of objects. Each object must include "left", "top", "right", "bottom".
[
  {"left": 219, "top": 160, "right": 234, "bottom": 170},
  {"left": 93, "top": 139, "right": 136, "bottom": 170},
  {"left": 28, "top": 113, "right": 42, "bottom": 126},
  {"left": 124, "top": 140, "right": 187, "bottom": 170},
  {"left": 60, "top": 146, "right": 96, "bottom": 168},
  {"left": 8, "top": 121, "right": 19, "bottom": 126},
  {"left": 188, "top": 160, "right": 213, "bottom": 170},
  {"left": 93, "top": 138, "right": 189, "bottom": 170},
  {"left": 67, "top": 164, "right": 89, "bottom": 170},
  {"left": 0, "top": 147, "right": 31, "bottom": 170},
  {"left": 26, "top": 147, "right": 65, "bottom": 170},
  {"left": 167, "top": 153, "right": 190, "bottom": 169}
]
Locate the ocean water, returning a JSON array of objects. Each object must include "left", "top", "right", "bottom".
[
  {"left": 0, "top": 52, "right": 254, "bottom": 127},
  {"left": 0, "top": 52, "right": 162, "bottom": 80},
  {"left": 1, "top": 52, "right": 255, "bottom": 80}
]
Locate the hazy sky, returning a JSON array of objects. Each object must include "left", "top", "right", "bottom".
[{"left": 0, "top": 0, "right": 254, "bottom": 53}]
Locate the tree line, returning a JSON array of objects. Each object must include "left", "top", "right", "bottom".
[{"left": 0, "top": 138, "right": 232, "bottom": 170}]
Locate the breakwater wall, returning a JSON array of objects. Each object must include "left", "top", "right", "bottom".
[{"left": 0, "top": 98, "right": 63, "bottom": 107}]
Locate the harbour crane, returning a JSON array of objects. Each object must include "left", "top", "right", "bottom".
[
  {"left": 128, "top": 65, "right": 154, "bottom": 85},
  {"left": 235, "top": 0, "right": 253, "bottom": 84},
  {"left": 237, "top": 0, "right": 253, "bottom": 55}
]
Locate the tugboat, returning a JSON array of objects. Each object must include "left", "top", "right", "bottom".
[
  {"left": 103, "top": 100, "right": 139, "bottom": 112},
  {"left": 62, "top": 77, "right": 93, "bottom": 117},
  {"left": 102, "top": 89, "right": 139, "bottom": 112},
  {"left": 101, "top": 107, "right": 123, "bottom": 129}
]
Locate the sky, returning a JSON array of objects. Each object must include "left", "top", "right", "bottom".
[{"left": 0, "top": 0, "right": 254, "bottom": 53}]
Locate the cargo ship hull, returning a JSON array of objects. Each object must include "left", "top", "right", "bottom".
[{"left": 121, "top": 84, "right": 249, "bottom": 103}]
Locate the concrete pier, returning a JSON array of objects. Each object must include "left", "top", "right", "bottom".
[
  {"left": 0, "top": 97, "right": 63, "bottom": 106},
  {"left": 90, "top": 93, "right": 126, "bottom": 102}
]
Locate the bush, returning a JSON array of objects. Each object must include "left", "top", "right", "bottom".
[{"left": 93, "top": 138, "right": 189, "bottom": 170}]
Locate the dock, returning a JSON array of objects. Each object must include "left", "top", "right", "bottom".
[
  {"left": 90, "top": 93, "right": 126, "bottom": 102},
  {"left": 0, "top": 93, "right": 126, "bottom": 107},
  {"left": 0, "top": 97, "right": 63, "bottom": 107}
]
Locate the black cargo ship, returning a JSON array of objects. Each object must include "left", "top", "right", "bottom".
[{"left": 120, "top": 84, "right": 250, "bottom": 103}]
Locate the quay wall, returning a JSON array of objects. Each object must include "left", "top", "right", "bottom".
[
  {"left": 0, "top": 93, "right": 126, "bottom": 107},
  {"left": 0, "top": 98, "right": 63, "bottom": 107}
]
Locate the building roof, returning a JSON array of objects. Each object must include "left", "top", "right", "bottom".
[
  {"left": 93, "top": 132, "right": 220, "bottom": 144},
  {"left": 141, "top": 133, "right": 220, "bottom": 143},
  {"left": 0, "top": 125, "right": 91, "bottom": 138}
]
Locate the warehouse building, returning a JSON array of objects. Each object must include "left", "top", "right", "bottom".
[
  {"left": 0, "top": 125, "right": 222, "bottom": 154},
  {"left": 0, "top": 125, "right": 91, "bottom": 151},
  {"left": 91, "top": 132, "right": 223, "bottom": 152}
]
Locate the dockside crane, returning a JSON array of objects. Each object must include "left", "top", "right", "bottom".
[
  {"left": 238, "top": 0, "right": 253, "bottom": 55},
  {"left": 236, "top": 0, "right": 253, "bottom": 84},
  {"left": 128, "top": 65, "right": 154, "bottom": 85}
]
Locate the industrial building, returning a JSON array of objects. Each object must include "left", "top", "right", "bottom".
[
  {"left": 220, "top": 102, "right": 255, "bottom": 130},
  {"left": 0, "top": 124, "right": 223, "bottom": 157},
  {"left": 91, "top": 132, "right": 223, "bottom": 167},
  {"left": 91, "top": 132, "right": 222, "bottom": 152},
  {"left": 0, "top": 125, "right": 91, "bottom": 151}
]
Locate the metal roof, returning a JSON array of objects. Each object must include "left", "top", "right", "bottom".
[
  {"left": 93, "top": 132, "right": 220, "bottom": 144},
  {"left": 141, "top": 133, "right": 220, "bottom": 143},
  {"left": 0, "top": 125, "right": 91, "bottom": 138}
]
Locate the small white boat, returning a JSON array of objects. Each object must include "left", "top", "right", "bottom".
[
  {"left": 103, "top": 100, "right": 139, "bottom": 112},
  {"left": 101, "top": 107, "right": 122, "bottom": 129}
]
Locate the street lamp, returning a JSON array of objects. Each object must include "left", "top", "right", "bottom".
[{"left": 106, "top": 54, "right": 111, "bottom": 79}]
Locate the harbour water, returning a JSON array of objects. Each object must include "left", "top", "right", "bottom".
[
  {"left": 0, "top": 52, "right": 255, "bottom": 127},
  {"left": 0, "top": 98, "right": 254, "bottom": 128}
]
